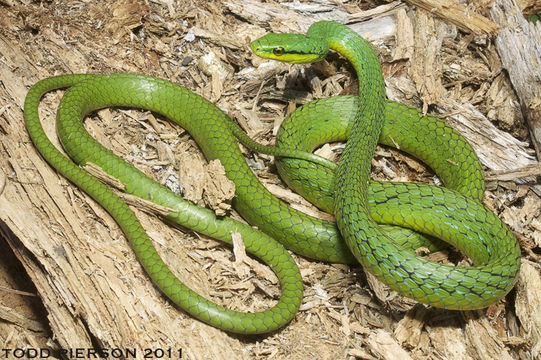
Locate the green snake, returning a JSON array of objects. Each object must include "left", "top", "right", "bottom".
[{"left": 24, "top": 21, "right": 520, "bottom": 334}]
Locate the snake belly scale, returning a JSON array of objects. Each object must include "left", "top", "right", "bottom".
[{"left": 24, "top": 21, "right": 520, "bottom": 334}]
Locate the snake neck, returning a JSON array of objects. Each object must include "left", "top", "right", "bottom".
[
  {"left": 308, "top": 21, "right": 386, "bottom": 211},
  {"left": 307, "top": 21, "right": 386, "bottom": 125}
]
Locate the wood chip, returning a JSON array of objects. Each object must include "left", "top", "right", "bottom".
[
  {"left": 392, "top": 8, "right": 415, "bottom": 61},
  {"left": 231, "top": 232, "right": 250, "bottom": 278},
  {"left": 409, "top": 8, "right": 447, "bottom": 112},
  {"left": 463, "top": 311, "right": 514, "bottom": 359},
  {"left": 366, "top": 329, "right": 414, "bottom": 360},
  {"left": 395, "top": 305, "right": 430, "bottom": 348},
  {"left": 202, "top": 159, "right": 235, "bottom": 216},
  {"left": 485, "top": 163, "right": 541, "bottom": 181}
]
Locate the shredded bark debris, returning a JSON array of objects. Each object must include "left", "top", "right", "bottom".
[{"left": 0, "top": 1, "right": 540, "bottom": 359}]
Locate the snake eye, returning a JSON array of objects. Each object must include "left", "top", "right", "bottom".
[{"left": 273, "top": 47, "right": 285, "bottom": 56}]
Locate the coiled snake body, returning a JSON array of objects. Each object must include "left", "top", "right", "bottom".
[{"left": 24, "top": 21, "right": 520, "bottom": 334}]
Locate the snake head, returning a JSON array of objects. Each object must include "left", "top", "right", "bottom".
[{"left": 250, "top": 33, "right": 329, "bottom": 64}]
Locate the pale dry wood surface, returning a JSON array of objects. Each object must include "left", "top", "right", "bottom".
[
  {"left": 489, "top": 0, "right": 541, "bottom": 163},
  {"left": 0, "top": 1, "right": 540, "bottom": 359}
]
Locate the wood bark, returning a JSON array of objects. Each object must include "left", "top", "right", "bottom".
[{"left": 490, "top": 0, "right": 541, "bottom": 161}]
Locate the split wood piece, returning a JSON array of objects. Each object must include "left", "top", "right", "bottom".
[
  {"left": 489, "top": 0, "right": 541, "bottom": 161},
  {"left": 404, "top": 0, "right": 500, "bottom": 35}
]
